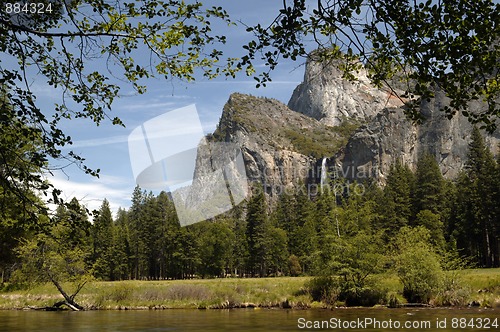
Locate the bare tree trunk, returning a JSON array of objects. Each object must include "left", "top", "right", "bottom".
[{"left": 49, "top": 276, "right": 85, "bottom": 311}]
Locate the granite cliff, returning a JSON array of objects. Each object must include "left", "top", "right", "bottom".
[
  {"left": 207, "top": 93, "right": 360, "bottom": 197},
  {"left": 288, "top": 57, "right": 404, "bottom": 126},
  {"left": 201, "top": 57, "right": 500, "bottom": 194}
]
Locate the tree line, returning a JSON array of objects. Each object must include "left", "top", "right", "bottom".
[{"left": 2, "top": 126, "right": 498, "bottom": 289}]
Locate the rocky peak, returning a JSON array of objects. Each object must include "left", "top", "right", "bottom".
[
  {"left": 208, "top": 93, "right": 358, "bottom": 199},
  {"left": 288, "top": 56, "right": 404, "bottom": 126},
  {"left": 201, "top": 61, "right": 500, "bottom": 199}
]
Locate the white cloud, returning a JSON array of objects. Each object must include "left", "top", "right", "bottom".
[
  {"left": 48, "top": 174, "right": 133, "bottom": 217},
  {"left": 118, "top": 101, "right": 182, "bottom": 111},
  {"left": 62, "top": 135, "right": 130, "bottom": 149}
]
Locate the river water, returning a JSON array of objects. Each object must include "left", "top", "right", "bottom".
[{"left": 0, "top": 308, "right": 498, "bottom": 331}]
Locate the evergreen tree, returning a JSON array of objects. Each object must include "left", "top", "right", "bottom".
[
  {"left": 414, "top": 210, "right": 446, "bottom": 251},
  {"left": 245, "top": 188, "right": 268, "bottom": 277},
  {"left": 172, "top": 227, "right": 200, "bottom": 279},
  {"left": 413, "top": 153, "right": 445, "bottom": 216},
  {"left": 155, "top": 191, "right": 181, "bottom": 279},
  {"left": 273, "top": 193, "right": 297, "bottom": 253},
  {"left": 231, "top": 217, "right": 249, "bottom": 277},
  {"left": 55, "top": 198, "right": 92, "bottom": 250},
  {"left": 263, "top": 226, "right": 288, "bottom": 276},
  {"left": 92, "top": 199, "right": 114, "bottom": 280},
  {"left": 141, "top": 193, "right": 163, "bottom": 279},
  {"left": 377, "top": 161, "right": 414, "bottom": 240},
  {"left": 109, "top": 208, "right": 131, "bottom": 280},
  {"left": 127, "top": 186, "right": 145, "bottom": 279},
  {"left": 292, "top": 186, "right": 318, "bottom": 274},
  {"left": 454, "top": 127, "right": 499, "bottom": 267},
  {"left": 197, "top": 220, "right": 234, "bottom": 278},
  {"left": 313, "top": 190, "right": 337, "bottom": 271},
  {"left": 412, "top": 153, "right": 446, "bottom": 249}
]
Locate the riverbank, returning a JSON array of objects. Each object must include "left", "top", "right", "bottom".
[{"left": 1, "top": 269, "right": 498, "bottom": 310}]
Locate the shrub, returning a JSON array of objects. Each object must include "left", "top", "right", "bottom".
[
  {"left": 339, "top": 287, "right": 386, "bottom": 307},
  {"left": 433, "top": 272, "right": 471, "bottom": 307},
  {"left": 340, "top": 284, "right": 387, "bottom": 307},
  {"left": 394, "top": 227, "right": 443, "bottom": 303},
  {"left": 387, "top": 291, "right": 404, "bottom": 308},
  {"left": 108, "top": 284, "right": 133, "bottom": 302},
  {"left": 305, "top": 276, "right": 339, "bottom": 304},
  {"left": 288, "top": 255, "right": 302, "bottom": 277}
]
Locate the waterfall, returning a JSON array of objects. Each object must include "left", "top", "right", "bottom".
[{"left": 320, "top": 157, "right": 327, "bottom": 188}]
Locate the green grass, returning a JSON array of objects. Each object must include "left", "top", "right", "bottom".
[
  {"left": 0, "top": 277, "right": 311, "bottom": 310},
  {"left": 0, "top": 269, "right": 498, "bottom": 310}
]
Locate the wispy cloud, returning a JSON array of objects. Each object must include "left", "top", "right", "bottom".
[
  {"left": 117, "top": 101, "right": 182, "bottom": 111},
  {"left": 62, "top": 135, "right": 130, "bottom": 149},
  {"left": 48, "top": 175, "right": 133, "bottom": 216}
]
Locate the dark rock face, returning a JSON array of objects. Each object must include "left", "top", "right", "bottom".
[{"left": 341, "top": 90, "right": 500, "bottom": 183}]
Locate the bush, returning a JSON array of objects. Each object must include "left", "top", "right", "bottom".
[
  {"left": 394, "top": 227, "right": 443, "bottom": 303},
  {"left": 433, "top": 272, "right": 472, "bottom": 307},
  {"left": 340, "top": 285, "right": 386, "bottom": 307},
  {"left": 305, "top": 276, "right": 339, "bottom": 304},
  {"left": 386, "top": 291, "right": 405, "bottom": 308},
  {"left": 108, "top": 284, "right": 133, "bottom": 302},
  {"left": 306, "top": 276, "right": 386, "bottom": 307},
  {"left": 288, "top": 255, "right": 302, "bottom": 277}
]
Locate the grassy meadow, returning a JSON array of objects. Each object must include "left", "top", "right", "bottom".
[{"left": 0, "top": 269, "right": 498, "bottom": 310}]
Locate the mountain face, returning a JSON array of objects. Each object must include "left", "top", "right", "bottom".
[
  {"left": 204, "top": 58, "right": 500, "bottom": 194},
  {"left": 288, "top": 57, "right": 404, "bottom": 126},
  {"left": 208, "top": 93, "right": 356, "bottom": 198},
  {"left": 340, "top": 90, "right": 500, "bottom": 183}
]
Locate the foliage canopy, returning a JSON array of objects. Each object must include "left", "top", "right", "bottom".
[
  {"left": 0, "top": 0, "right": 240, "bottom": 206},
  {"left": 243, "top": 0, "right": 500, "bottom": 131}
]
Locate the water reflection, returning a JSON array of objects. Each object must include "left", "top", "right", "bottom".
[{"left": 0, "top": 308, "right": 497, "bottom": 331}]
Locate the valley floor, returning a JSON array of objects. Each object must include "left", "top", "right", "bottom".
[{"left": 0, "top": 269, "right": 498, "bottom": 310}]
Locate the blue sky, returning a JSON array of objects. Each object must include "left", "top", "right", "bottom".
[{"left": 34, "top": 1, "right": 312, "bottom": 214}]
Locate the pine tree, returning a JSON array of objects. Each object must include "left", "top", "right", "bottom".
[
  {"left": 412, "top": 153, "right": 446, "bottom": 249},
  {"left": 264, "top": 226, "right": 288, "bottom": 276},
  {"left": 378, "top": 161, "right": 414, "bottom": 240},
  {"left": 141, "top": 193, "right": 163, "bottom": 279},
  {"left": 413, "top": 153, "right": 445, "bottom": 215},
  {"left": 292, "top": 185, "right": 318, "bottom": 274},
  {"left": 245, "top": 188, "right": 268, "bottom": 277},
  {"left": 127, "top": 186, "right": 145, "bottom": 279},
  {"left": 197, "top": 220, "right": 235, "bottom": 278},
  {"left": 91, "top": 199, "right": 114, "bottom": 280},
  {"left": 156, "top": 191, "right": 181, "bottom": 279},
  {"left": 273, "top": 192, "right": 297, "bottom": 253},
  {"left": 109, "top": 208, "right": 131, "bottom": 280},
  {"left": 454, "top": 127, "right": 499, "bottom": 267},
  {"left": 231, "top": 217, "right": 249, "bottom": 277}
]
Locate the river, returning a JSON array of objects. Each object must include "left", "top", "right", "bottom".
[{"left": 0, "top": 308, "right": 498, "bottom": 331}]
